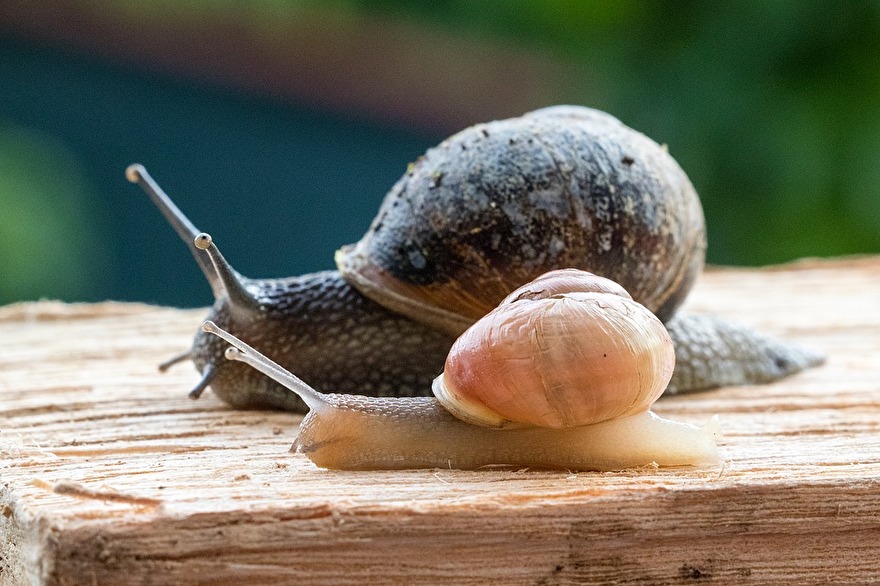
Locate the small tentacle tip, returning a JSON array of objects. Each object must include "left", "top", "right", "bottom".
[
  {"left": 201, "top": 320, "right": 220, "bottom": 334},
  {"left": 187, "top": 364, "right": 216, "bottom": 401},
  {"left": 188, "top": 386, "right": 206, "bottom": 400},
  {"left": 157, "top": 350, "right": 192, "bottom": 372},
  {"left": 194, "top": 233, "right": 213, "bottom": 250},
  {"left": 125, "top": 163, "right": 146, "bottom": 183},
  {"left": 225, "top": 347, "right": 243, "bottom": 361}
]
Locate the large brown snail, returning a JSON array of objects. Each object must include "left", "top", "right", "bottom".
[
  {"left": 200, "top": 268, "right": 721, "bottom": 470},
  {"left": 127, "top": 105, "right": 823, "bottom": 414}
]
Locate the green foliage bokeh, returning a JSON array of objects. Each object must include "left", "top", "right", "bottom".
[
  {"left": 0, "top": 1, "right": 877, "bottom": 306},
  {"left": 361, "top": 0, "right": 880, "bottom": 263}
]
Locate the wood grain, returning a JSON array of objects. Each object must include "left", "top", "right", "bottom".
[{"left": 1, "top": 257, "right": 879, "bottom": 585}]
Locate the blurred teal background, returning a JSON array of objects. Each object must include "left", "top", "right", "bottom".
[{"left": 1, "top": 1, "right": 878, "bottom": 307}]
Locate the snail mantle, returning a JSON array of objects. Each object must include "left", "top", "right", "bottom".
[{"left": 2, "top": 257, "right": 880, "bottom": 586}]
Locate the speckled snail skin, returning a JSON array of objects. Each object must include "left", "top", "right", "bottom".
[{"left": 126, "top": 105, "right": 823, "bottom": 413}]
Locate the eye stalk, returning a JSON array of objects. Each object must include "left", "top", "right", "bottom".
[
  {"left": 126, "top": 164, "right": 219, "bottom": 296},
  {"left": 192, "top": 232, "right": 261, "bottom": 315},
  {"left": 202, "top": 320, "right": 330, "bottom": 414}
]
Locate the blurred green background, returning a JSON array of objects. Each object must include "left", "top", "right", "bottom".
[{"left": 1, "top": 1, "right": 878, "bottom": 307}]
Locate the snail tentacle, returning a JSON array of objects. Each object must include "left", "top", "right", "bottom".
[
  {"left": 194, "top": 233, "right": 262, "bottom": 315},
  {"left": 126, "top": 164, "right": 222, "bottom": 296},
  {"left": 187, "top": 362, "right": 216, "bottom": 400},
  {"left": 202, "top": 320, "right": 331, "bottom": 414},
  {"left": 157, "top": 350, "right": 192, "bottom": 372}
]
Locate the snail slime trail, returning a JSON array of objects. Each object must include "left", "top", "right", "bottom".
[{"left": 126, "top": 105, "right": 823, "bottom": 413}]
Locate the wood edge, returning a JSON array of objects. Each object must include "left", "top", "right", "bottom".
[
  {"left": 37, "top": 479, "right": 880, "bottom": 585},
  {"left": 0, "top": 300, "right": 206, "bottom": 323},
  {"left": 1, "top": 255, "right": 875, "bottom": 323},
  {"left": 704, "top": 253, "right": 880, "bottom": 274},
  {"left": 1, "top": 485, "right": 58, "bottom": 586}
]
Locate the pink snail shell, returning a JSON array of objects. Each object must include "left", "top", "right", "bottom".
[{"left": 432, "top": 269, "right": 675, "bottom": 429}]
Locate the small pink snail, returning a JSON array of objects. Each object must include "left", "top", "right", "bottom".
[{"left": 200, "top": 262, "right": 720, "bottom": 471}]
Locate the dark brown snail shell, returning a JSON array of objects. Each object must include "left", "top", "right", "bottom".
[{"left": 337, "top": 105, "right": 706, "bottom": 335}]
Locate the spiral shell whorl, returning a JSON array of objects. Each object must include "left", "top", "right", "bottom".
[
  {"left": 432, "top": 270, "right": 676, "bottom": 429},
  {"left": 337, "top": 106, "right": 706, "bottom": 335}
]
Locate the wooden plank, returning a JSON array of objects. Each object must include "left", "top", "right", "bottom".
[{"left": 1, "top": 257, "right": 879, "bottom": 585}]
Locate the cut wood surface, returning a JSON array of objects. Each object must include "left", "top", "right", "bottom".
[{"left": 1, "top": 257, "right": 879, "bottom": 585}]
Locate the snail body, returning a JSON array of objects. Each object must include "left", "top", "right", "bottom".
[
  {"left": 268, "top": 389, "right": 720, "bottom": 472},
  {"left": 200, "top": 267, "right": 720, "bottom": 471},
  {"left": 127, "top": 105, "right": 822, "bottom": 411}
]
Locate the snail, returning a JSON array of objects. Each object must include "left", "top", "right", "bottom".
[
  {"left": 199, "top": 267, "right": 721, "bottom": 471},
  {"left": 126, "top": 105, "right": 823, "bottom": 412}
]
